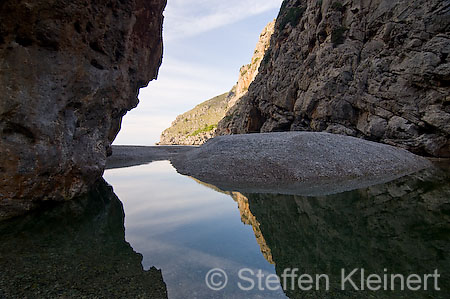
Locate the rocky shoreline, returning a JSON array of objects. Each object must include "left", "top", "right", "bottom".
[{"left": 109, "top": 132, "right": 433, "bottom": 196}]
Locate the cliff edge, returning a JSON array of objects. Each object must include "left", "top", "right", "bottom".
[{"left": 0, "top": 0, "right": 166, "bottom": 218}]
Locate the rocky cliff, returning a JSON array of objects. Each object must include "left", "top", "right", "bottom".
[
  {"left": 159, "top": 21, "right": 275, "bottom": 145},
  {"left": 218, "top": 0, "right": 450, "bottom": 157},
  {"left": 0, "top": 0, "right": 166, "bottom": 218},
  {"left": 159, "top": 92, "right": 230, "bottom": 145},
  {"left": 228, "top": 20, "right": 276, "bottom": 109}
]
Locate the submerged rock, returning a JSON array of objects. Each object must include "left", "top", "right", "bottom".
[
  {"left": 172, "top": 132, "right": 432, "bottom": 195},
  {"left": 0, "top": 180, "right": 168, "bottom": 298},
  {"left": 0, "top": 0, "right": 166, "bottom": 217},
  {"left": 218, "top": 0, "right": 450, "bottom": 158}
]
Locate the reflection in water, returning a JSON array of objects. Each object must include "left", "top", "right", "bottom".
[
  {"left": 232, "top": 192, "right": 275, "bottom": 265},
  {"left": 0, "top": 180, "right": 167, "bottom": 298},
  {"left": 104, "top": 161, "right": 285, "bottom": 299},
  {"left": 2, "top": 160, "right": 447, "bottom": 298},
  {"left": 104, "top": 160, "right": 449, "bottom": 299},
  {"left": 228, "top": 165, "right": 450, "bottom": 298}
]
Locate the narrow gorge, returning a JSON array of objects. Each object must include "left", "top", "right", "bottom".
[
  {"left": 1, "top": 0, "right": 449, "bottom": 298},
  {"left": 159, "top": 21, "right": 275, "bottom": 145}
]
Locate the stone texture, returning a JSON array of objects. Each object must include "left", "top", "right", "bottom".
[
  {"left": 218, "top": 0, "right": 450, "bottom": 157},
  {"left": 159, "top": 21, "right": 275, "bottom": 145},
  {"left": 0, "top": 0, "right": 166, "bottom": 217},
  {"left": 227, "top": 20, "right": 276, "bottom": 109},
  {"left": 171, "top": 132, "right": 432, "bottom": 196}
]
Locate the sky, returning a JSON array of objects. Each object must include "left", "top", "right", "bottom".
[{"left": 114, "top": 0, "right": 283, "bottom": 145}]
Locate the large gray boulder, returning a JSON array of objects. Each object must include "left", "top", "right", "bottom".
[{"left": 172, "top": 132, "right": 432, "bottom": 195}]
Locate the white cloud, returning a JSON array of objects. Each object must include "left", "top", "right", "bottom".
[
  {"left": 164, "top": 0, "right": 283, "bottom": 40},
  {"left": 114, "top": 56, "right": 237, "bottom": 145},
  {"left": 114, "top": 1, "right": 283, "bottom": 145},
  {"left": 114, "top": 114, "right": 174, "bottom": 145}
]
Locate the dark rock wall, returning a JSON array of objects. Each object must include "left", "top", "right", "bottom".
[
  {"left": 218, "top": 0, "right": 450, "bottom": 157},
  {"left": 0, "top": 0, "right": 166, "bottom": 216}
]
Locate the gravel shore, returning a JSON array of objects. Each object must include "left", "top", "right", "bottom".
[
  {"left": 108, "top": 132, "right": 433, "bottom": 195},
  {"left": 171, "top": 132, "right": 433, "bottom": 195}
]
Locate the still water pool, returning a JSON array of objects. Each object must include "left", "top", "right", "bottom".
[
  {"left": 0, "top": 160, "right": 448, "bottom": 298},
  {"left": 104, "top": 160, "right": 450, "bottom": 299},
  {"left": 104, "top": 161, "right": 286, "bottom": 299}
]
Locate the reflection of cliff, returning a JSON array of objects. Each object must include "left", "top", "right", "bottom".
[
  {"left": 0, "top": 180, "right": 167, "bottom": 298},
  {"left": 241, "top": 166, "right": 450, "bottom": 298},
  {"left": 190, "top": 178, "right": 274, "bottom": 264},
  {"left": 232, "top": 192, "right": 274, "bottom": 264}
]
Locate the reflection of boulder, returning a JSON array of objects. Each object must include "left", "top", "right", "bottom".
[
  {"left": 240, "top": 166, "right": 450, "bottom": 298},
  {"left": 0, "top": 180, "right": 167, "bottom": 298}
]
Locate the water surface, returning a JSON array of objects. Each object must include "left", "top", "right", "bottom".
[
  {"left": 0, "top": 160, "right": 448, "bottom": 298},
  {"left": 104, "top": 161, "right": 285, "bottom": 298},
  {"left": 104, "top": 160, "right": 450, "bottom": 298}
]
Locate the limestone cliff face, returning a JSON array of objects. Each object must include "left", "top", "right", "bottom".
[
  {"left": 159, "top": 21, "right": 275, "bottom": 145},
  {"left": 0, "top": 0, "right": 166, "bottom": 218},
  {"left": 218, "top": 0, "right": 450, "bottom": 157},
  {"left": 228, "top": 20, "right": 275, "bottom": 109}
]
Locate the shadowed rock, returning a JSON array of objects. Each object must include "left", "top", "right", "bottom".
[
  {"left": 218, "top": 0, "right": 450, "bottom": 158},
  {"left": 0, "top": 0, "right": 166, "bottom": 218}
]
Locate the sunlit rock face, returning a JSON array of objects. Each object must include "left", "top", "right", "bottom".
[
  {"left": 240, "top": 166, "right": 450, "bottom": 297},
  {"left": 227, "top": 20, "right": 276, "bottom": 110},
  {"left": 0, "top": 180, "right": 167, "bottom": 298},
  {"left": 0, "top": 0, "right": 166, "bottom": 218},
  {"left": 218, "top": 0, "right": 450, "bottom": 158},
  {"left": 159, "top": 21, "right": 275, "bottom": 146}
]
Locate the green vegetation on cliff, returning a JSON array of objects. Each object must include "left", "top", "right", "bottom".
[
  {"left": 159, "top": 20, "right": 275, "bottom": 145},
  {"left": 159, "top": 92, "right": 230, "bottom": 145}
]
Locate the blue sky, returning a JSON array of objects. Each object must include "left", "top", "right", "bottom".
[{"left": 114, "top": 0, "right": 283, "bottom": 145}]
